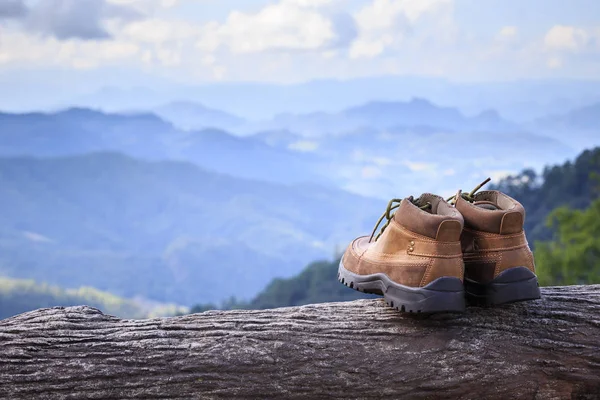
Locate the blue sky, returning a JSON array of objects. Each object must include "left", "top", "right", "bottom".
[{"left": 0, "top": 0, "right": 599, "bottom": 97}]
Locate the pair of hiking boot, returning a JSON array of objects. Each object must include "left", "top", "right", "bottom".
[{"left": 339, "top": 179, "right": 541, "bottom": 313}]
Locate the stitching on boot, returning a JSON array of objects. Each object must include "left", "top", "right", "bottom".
[{"left": 420, "top": 258, "right": 435, "bottom": 287}]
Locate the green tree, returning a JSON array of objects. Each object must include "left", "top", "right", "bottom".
[{"left": 535, "top": 200, "right": 600, "bottom": 286}]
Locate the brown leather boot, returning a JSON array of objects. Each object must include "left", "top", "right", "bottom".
[
  {"left": 339, "top": 193, "right": 466, "bottom": 313},
  {"left": 453, "top": 179, "right": 541, "bottom": 306}
]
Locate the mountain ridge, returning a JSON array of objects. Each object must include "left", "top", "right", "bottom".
[
  {"left": 252, "top": 97, "right": 518, "bottom": 136},
  {"left": 535, "top": 101, "right": 600, "bottom": 131},
  {"left": 154, "top": 101, "right": 246, "bottom": 132},
  {"left": 0, "top": 107, "right": 323, "bottom": 186}
]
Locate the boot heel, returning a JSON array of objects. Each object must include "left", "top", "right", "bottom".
[{"left": 465, "top": 266, "right": 541, "bottom": 306}]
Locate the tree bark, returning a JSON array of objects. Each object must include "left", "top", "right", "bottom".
[{"left": 1, "top": 285, "right": 599, "bottom": 400}]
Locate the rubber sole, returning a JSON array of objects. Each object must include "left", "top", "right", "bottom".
[
  {"left": 464, "top": 266, "right": 541, "bottom": 306},
  {"left": 338, "top": 260, "right": 466, "bottom": 314}
]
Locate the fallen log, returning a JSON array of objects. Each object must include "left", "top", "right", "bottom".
[{"left": 1, "top": 285, "right": 599, "bottom": 400}]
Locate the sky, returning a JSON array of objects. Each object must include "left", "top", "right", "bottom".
[{"left": 1, "top": 0, "right": 599, "bottom": 88}]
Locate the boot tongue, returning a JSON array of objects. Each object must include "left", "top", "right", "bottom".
[
  {"left": 414, "top": 193, "right": 440, "bottom": 214},
  {"left": 474, "top": 200, "right": 500, "bottom": 210}
]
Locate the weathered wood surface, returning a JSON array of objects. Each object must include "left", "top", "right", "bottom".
[{"left": 1, "top": 285, "right": 599, "bottom": 400}]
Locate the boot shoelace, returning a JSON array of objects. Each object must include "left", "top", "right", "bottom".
[
  {"left": 369, "top": 198, "right": 431, "bottom": 243},
  {"left": 447, "top": 177, "right": 491, "bottom": 205},
  {"left": 369, "top": 177, "right": 492, "bottom": 243}
]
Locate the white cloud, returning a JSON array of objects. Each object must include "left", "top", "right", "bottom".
[
  {"left": 349, "top": 0, "right": 453, "bottom": 58},
  {"left": 2, "top": 0, "right": 140, "bottom": 40},
  {"left": 361, "top": 165, "right": 382, "bottom": 179},
  {"left": 499, "top": 26, "right": 518, "bottom": 39},
  {"left": 0, "top": 31, "right": 139, "bottom": 69},
  {"left": 404, "top": 161, "right": 436, "bottom": 172},
  {"left": 288, "top": 140, "right": 320, "bottom": 152},
  {"left": 496, "top": 26, "right": 519, "bottom": 46},
  {"left": 485, "top": 169, "right": 512, "bottom": 182},
  {"left": 541, "top": 25, "right": 600, "bottom": 72},
  {"left": 22, "top": 231, "right": 53, "bottom": 243},
  {"left": 286, "top": 0, "right": 336, "bottom": 7},
  {"left": 547, "top": 57, "right": 562, "bottom": 69},
  {"left": 108, "top": 0, "right": 180, "bottom": 11},
  {"left": 372, "top": 157, "right": 393, "bottom": 166},
  {"left": 226, "top": 8, "right": 334, "bottom": 53},
  {"left": 544, "top": 25, "right": 588, "bottom": 51},
  {"left": 121, "top": 18, "right": 201, "bottom": 44},
  {"left": 443, "top": 169, "right": 456, "bottom": 176},
  {"left": 193, "top": 0, "right": 352, "bottom": 54},
  {"left": 0, "top": 0, "right": 599, "bottom": 84}
]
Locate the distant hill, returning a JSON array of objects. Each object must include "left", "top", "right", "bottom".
[
  {"left": 0, "top": 276, "right": 185, "bottom": 320},
  {"left": 52, "top": 77, "right": 600, "bottom": 122},
  {"left": 536, "top": 102, "right": 600, "bottom": 131},
  {"left": 154, "top": 101, "right": 246, "bottom": 132},
  {"left": 532, "top": 102, "right": 600, "bottom": 149},
  {"left": 0, "top": 107, "right": 174, "bottom": 159},
  {"left": 0, "top": 152, "right": 381, "bottom": 305},
  {"left": 251, "top": 117, "right": 574, "bottom": 200},
  {"left": 248, "top": 98, "right": 576, "bottom": 200},
  {"left": 255, "top": 98, "right": 518, "bottom": 135},
  {"left": 0, "top": 105, "right": 580, "bottom": 202},
  {"left": 343, "top": 98, "right": 517, "bottom": 132},
  {"left": 0, "top": 108, "right": 322, "bottom": 186}
]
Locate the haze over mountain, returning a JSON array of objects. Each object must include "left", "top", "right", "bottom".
[
  {"left": 0, "top": 95, "right": 596, "bottom": 308},
  {"left": 0, "top": 101, "right": 582, "bottom": 200},
  {"left": 251, "top": 98, "right": 518, "bottom": 136},
  {"left": 0, "top": 152, "right": 381, "bottom": 305},
  {"left": 531, "top": 102, "right": 600, "bottom": 149},
  {"left": 545, "top": 102, "right": 600, "bottom": 130},
  {"left": 4, "top": 75, "right": 600, "bottom": 124},
  {"left": 154, "top": 101, "right": 246, "bottom": 133}
]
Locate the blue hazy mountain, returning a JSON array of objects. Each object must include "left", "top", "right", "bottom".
[
  {"left": 6, "top": 73, "right": 599, "bottom": 122},
  {"left": 0, "top": 107, "right": 175, "bottom": 158},
  {"left": 252, "top": 98, "right": 519, "bottom": 136},
  {"left": 531, "top": 102, "right": 600, "bottom": 149},
  {"left": 0, "top": 152, "right": 381, "bottom": 305},
  {"left": 342, "top": 99, "right": 518, "bottom": 132},
  {"left": 0, "top": 108, "right": 324, "bottom": 185},
  {"left": 153, "top": 101, "right": 246, "bottom": 132},
  {"left": 535, "top": 102, "right": 600, "bottom": 130},
  {"left": 0, "top": 104, "right": 579, "bottom": 201},
  {"left": 250, "top": 123, "right": 574, "bottom": 200},
  {"left": 0, "top": 99, "right": 593, "bottom": 309}
]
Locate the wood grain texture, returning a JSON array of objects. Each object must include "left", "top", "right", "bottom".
[{"left": 1, "top": 285, "right": 600, "bottom": 400}]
